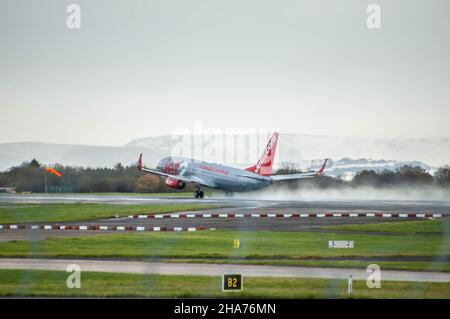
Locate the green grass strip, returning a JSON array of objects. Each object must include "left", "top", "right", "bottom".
[{"left": 0, "top": 269, "right": 449, "bottom": 298}]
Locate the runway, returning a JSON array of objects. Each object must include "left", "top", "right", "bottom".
[
  {"left": 0, "top": 258, "right": 449, "bottom": 283},
  {"left": 1, "top": 193, "right": 450, "bottom": 215},
  {"left": 0, "top": 194, "right": 448, "bottom": 240},
  {"left": 0, "top": 194, "right": 243, "bottom": 205}
]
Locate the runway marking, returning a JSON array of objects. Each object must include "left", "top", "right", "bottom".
[
  {"left": 127, "top": 212, "right": 444, "bottom": 219},
  {"left": 0, "top": 212, "right": 443, "bottom": 234},
  {"left": 0, "top": 224, "right": 214, "bottom": 232}
]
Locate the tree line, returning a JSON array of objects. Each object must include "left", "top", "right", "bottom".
[
  {"left": 0, "top": 159, "right": 449, "bottom": 193},
  {"left": 273, "top": 164, "right": 450, "bottom": 191},
  {"left": 0, "top": 159, "right": 189, "bottom": 193}
]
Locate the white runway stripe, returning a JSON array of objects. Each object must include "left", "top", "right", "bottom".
[{"left": 125, "top": 211, "right": 444, "bottom": 220}]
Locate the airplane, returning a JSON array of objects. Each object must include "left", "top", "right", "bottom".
[{"left": 137, "top": 132, "right": 328, "bottom": 198}]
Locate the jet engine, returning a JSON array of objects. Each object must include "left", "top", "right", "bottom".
[{"left": 165, "top": 177, "right": 186, "bottom": 190}]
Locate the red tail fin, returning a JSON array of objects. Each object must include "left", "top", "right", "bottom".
[
  {"left": 317, "top": 158, "right": 328, "bottom": 175},
  {"left": 245, "top": 132, "right": 279, "bottom": 176},
  {"left": 137, "top": 153, "right": 143, "bottom": 170}
]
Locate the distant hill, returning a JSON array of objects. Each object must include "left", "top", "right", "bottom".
[{"left": 1, "top": 134, "right": 448, "bottom": 176}]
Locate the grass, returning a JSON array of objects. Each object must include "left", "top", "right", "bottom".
[
  {"left": 0, "top": 230, "right": 448, "bottom": 260},
  {"left": 322, "top": 218, "right": 450, "bottom": 234},
  {"left": 0, "top": 269, "right": 449, "bottom": 298},
  {"left": 0, "top": 204, "right": 448, "bottom": 273},
  {"left": 0, "top": 203, "right": 223, "bottom": 224}
]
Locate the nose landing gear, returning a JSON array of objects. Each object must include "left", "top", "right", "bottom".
[{"left": 194, "top": 190, "right": 204, "bottom": 199}]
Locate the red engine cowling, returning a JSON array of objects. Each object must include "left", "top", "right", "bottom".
[{"left": 164, "top": 177, "right": 186, "bottom": 190}]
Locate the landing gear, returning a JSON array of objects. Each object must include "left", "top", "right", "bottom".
[
  {"left": 194, "top": 190, "right": 204, "bottom": 199},
  {"left": 224, "top": 191, "right": 234, "bottom": 198}
]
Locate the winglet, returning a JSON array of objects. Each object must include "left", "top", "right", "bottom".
[
  {"left": 317, "top": 158, "right": 328, "bottom": 175},
  {"left": 137, "top": 153, "right": 143, "bottom": 171}
]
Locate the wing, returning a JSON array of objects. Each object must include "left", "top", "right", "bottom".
[
  {"left": 137, "top": 154, "right": 215, "bottom": 188},
  {"left": 271, "top": 159, "right": 328, "bottom": 182},
  {"left": 236, "top": 174, "right": 270, "bottom": 181}
]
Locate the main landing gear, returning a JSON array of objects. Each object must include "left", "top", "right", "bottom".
[{"left": 194, "top": 190, "right": 204, "bottom": 199}]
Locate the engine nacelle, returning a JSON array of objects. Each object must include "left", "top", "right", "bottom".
[{"left": 164, "top": 177, "right": 186, "bottom": 190}]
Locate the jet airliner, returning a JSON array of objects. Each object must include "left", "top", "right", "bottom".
[{"left": 137, "top": 132, "right": 328, "bottom": 198}]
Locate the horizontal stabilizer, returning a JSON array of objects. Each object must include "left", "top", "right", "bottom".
[{"left": 271, "top": 159, "right": 328, "bottom": 182}]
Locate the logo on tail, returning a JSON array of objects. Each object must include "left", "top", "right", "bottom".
[{"left": 245, "top": 132, "right": 279, "bottom": 176}]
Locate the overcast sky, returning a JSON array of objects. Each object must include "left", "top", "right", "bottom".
[{"left": 1, "top": 0, "right": 449, "bottom": 146}]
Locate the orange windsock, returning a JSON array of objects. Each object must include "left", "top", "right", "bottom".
[{"left": 45, "top": 166, "right": 62, "bottom": 177}]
